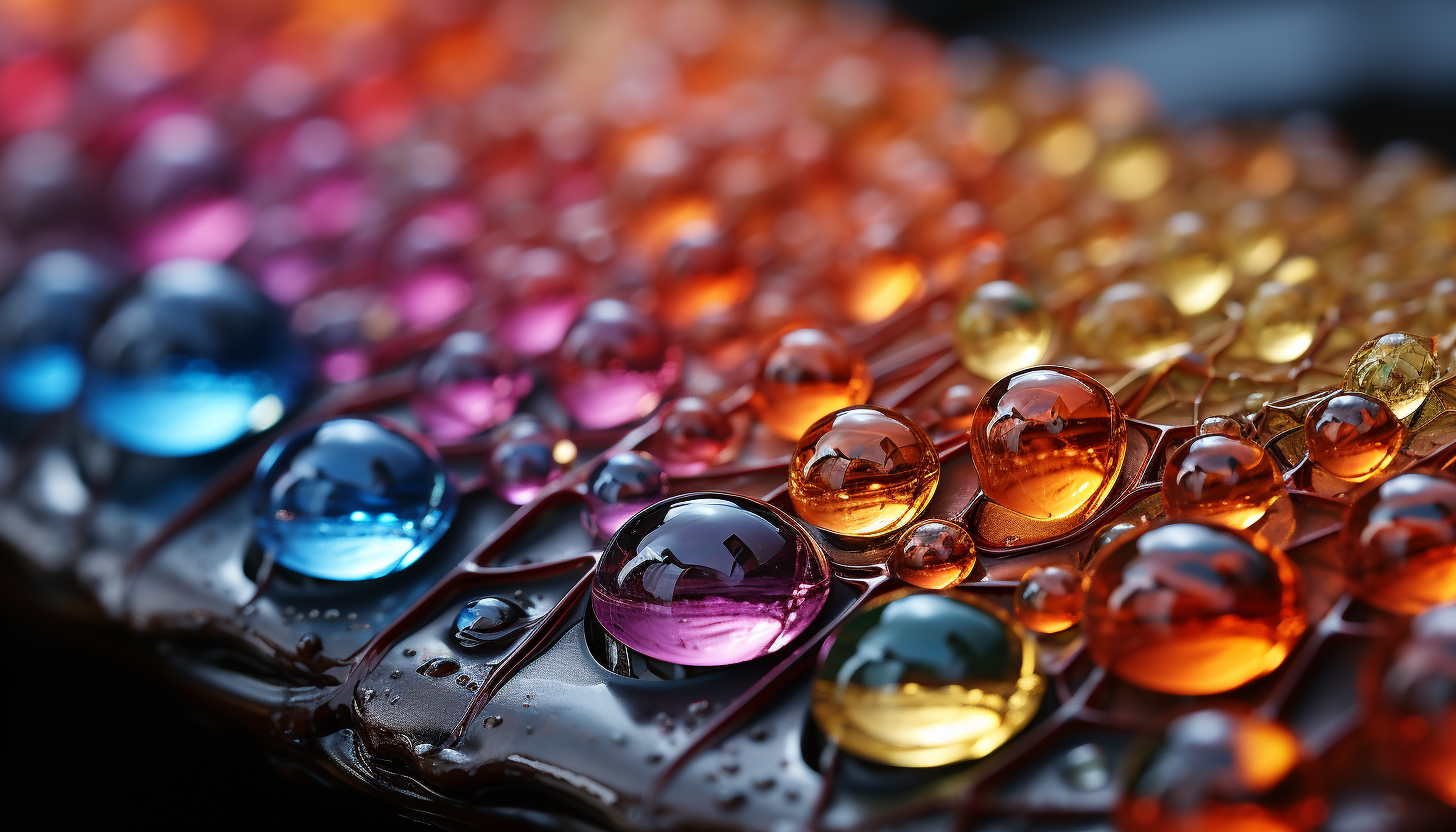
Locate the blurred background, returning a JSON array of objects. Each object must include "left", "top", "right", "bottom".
[{"left": 6, "top": 0, "right": 1456, "bottom": 827}]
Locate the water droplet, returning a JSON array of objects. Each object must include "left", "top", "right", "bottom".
[
  {"left": 0, "top": 249, "right": 114, "bottom": 414},
  {"left": 553, "top": 299, "right": 680, "bottom": 429},
  {"left": 1060, "top": 743, "right": 1110, "bottom": 791},
  {"left": 454, "top": 596, "right": 531, "bottom": 647},
  {"left": 411, "top": 331, "right": 532, "bottom": 442},
  {"left": 585, "top": 451, "right": 670, "bottom": 540},
  {"left": 82, "top": 260, "right": 310, "bottom": 456},
  {"left": 417, "top": 657, "right": 460, "bottom": 677},
  {"left": 252, "top": 418, "right": 457, "bottom": 581}
]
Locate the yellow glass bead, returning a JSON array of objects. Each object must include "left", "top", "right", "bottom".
[
  {"left": 752, "top": 328, "right": 872, "bottom": 441},
  {"left": 1343, "top": 332, "right": 1440, "bottom": 421},
  {"left": 891, "top": 519, "right": 978, "bottom": 589},
  {"left": 1221, "top": 200, "right": 1287, "bottom": 277},
  {"left": 1096, "top": 137, "right": 1170, "bottom": 202},
  {"left": 952, "top": 280, "right": 1052, "bottom": 381},
  {"left": 811, "top": 590, "right": 1044, "bottom": 767},
  {"left": 788, "top": 405, "right": 940, "bottom": 539},
  {"left": 1243, "top": 279, "right": 1320, "bottom": 363},
  {"left": 1072, "top": 281, "right": 1189, "bottom": 368},
  {"left": 969, "top": 367, "right": 1128, "bottom": 521},
  {"left": 1155, "top": 211, "right": 1233, "bottom": 315}
]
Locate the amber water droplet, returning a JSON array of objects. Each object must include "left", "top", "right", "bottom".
[
  {"left": 1222, "top": 200, "right": 1287, "bottom": 278},
  {"left": 656, "top": 232, "right": 754, "bottom": 329},
  {"left": 788, "top": 405, "right": 939, "bottom": 539},
  {"left": 1344, "top": 473, "right": 1456, "bottom": 615},
  {"left": 1014, "top": 566, "right": 1083, "bottom": 633},
  {"left": 952, "top": 281, "right": 1051, "bottom": 380},
  {"left": 1244, "top": 279, "right": 1320, "bottom": 363},
  {"left": 1096, "top": 137, "right": 1170, "bottom": 202},
  {"left": 647, "top": 397, "right": 736, "bottom": 476},
  {"left": 1072, "top": 281, "right": 1188, "bottom": 368},
  {"left": 969, "top": 367, "right": 1127, "bottom": 521},
  {"left": 1343, "top": 332, "right": 1440, "bottom": 421},
  {"left": 891, "top": 519, "right": 977, "bottom": 589},
  {"left": 1118, "top": 710, "right": 1326, "bottom": 832},
  {"left": 842, "top": 250, "right": 923, "bottom": 324},
  {"left": 935, "top": 383, "right": 981, "bottom": 431},
  {"left": 751, "top": 328, "right": 871, "bottom": 441},
  {"left": 1155, "top": 211, "right": 1233, "bottom": 315},
  {"left": 811, "top": 591, "right": 1044, "bottom": 767},
  {"left": 1304, "top": 392, "right": 1403, "bottom": 481},
  {"left": 1085, "top": 522, "right": 1306, "bottom": 695},
  {"left": 1369, "top": 602, "right": 1456, "bottom": 806},
  {"left": 1199, "top": 414, "right": 1245, "bottom": 438},
  {"left": 1162, "top": 434, "right": 1284, "bottom": 530}
]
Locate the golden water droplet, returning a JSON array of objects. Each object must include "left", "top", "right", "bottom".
[
  {"left": 1343, "top": 332, "right": 1440, "bottom": 420},
  {"left": 1243, "top": 279, "right": 1320, "bottom": 363},
  {"left": 1096, "top": 137, "right": 1170, "bottom": 202},
  {"left": 1072, "top": 281, "right": 1188, "bottom": 368},
  {"left": 1221, "top": 200, "right": 1286, "bottom": 277},
  {"left": 952, "top": 281, "right": 1052, "bottom": 380},
  {"left": 752, "top": 328, "right": 872, "bottom": 441},
  {"left": 1036, "top": 117, "right": 1097, "bottom": 177},
  {"left": 1155, "top": 211, "right": 1233, "bottom": 315},
  {"left": 1162, "top": 434, "right": 1285, "bottom": 530},
  {"left": 1014, "top": 565, "right": 1084, "bottom": 633},
  {"left": 1305, "top": 392, "right": 1403, "bottom": 481},
  {"left": 1198, "top": 415, "right": 1245, "bottom": 438},
  {"left": 891, "top": 519, "right": 977, "bottom": 589},
  {"left": 842, "top": 250, "right": 923, "bottom": 324}
]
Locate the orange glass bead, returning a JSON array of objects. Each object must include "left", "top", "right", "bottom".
[
  {"left": 841, "top": 250, "right": 923, "bottom": 324},
  {"left": 968, "top": 367, "right": 1127, "bottom": 521},
  {"left": 1014, "top": 566, "right": 1084, "bottom": 633},
  {"left": 656, "top": 232, "right": 754, "bottom": 330},
  {"left": 751, "top": 328, "right": 872, "bottom": 441},
  {"left": 1343, "top": 473, "right": 1456, "bottom": 615},
  {"left": 891, "top": 519, "right": 977, "bottom": 589},
  {"left": 1162, "top": 434, "right": 1284, "bottom": 530},
  {"left": 1118, "top": 710, "right": 1326, "bottom": 832},
  {"left": 1085, "top": 521, "right": 1306, "bottom": 695},
  {"left": 1304, "top": 391, "right": 1403, "bottom": 481},
  {"left": 788, "top": 405, "right": 939, "bottom": 539},
  {"left": 1369, "top": 602, "right": 1456, "bottom": 806}
]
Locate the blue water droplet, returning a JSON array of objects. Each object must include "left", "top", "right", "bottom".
[
  {"left": 252, "top": 418, "right": 457, "bottom": 581},
  {"left": 81, "top": 259, "right": 311, "bottom": 456},
  {"left": 454, "top": 597, "right": 531, "bottom": 647},
  {"left": 0, "top": 250, "right": 115, "bottom": 413}
]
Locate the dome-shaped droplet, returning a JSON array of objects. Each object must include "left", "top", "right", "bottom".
[
  {"left": 1344, "top": 472, "right": 1456, "bottom": 615},
  {"left": 751, "top": 328, "right": 871, "bottom": 441},
  {"left": 952, "top": 281, "right": 1052, "bottom": 381},
  {"left": 1117, "top": 710, "right": 1326, "bottom": 832},
  {"left": 591, "top": 492, "right": 830, "bottom": 666},
  {"left": 1085, "top": 521, "right": 1306, "bottom": 695},
  {"left": 788, "top": 405, "right": 940, "bottom": 539},
  {"left": 584, "top": 451, "right": 670, "bottom": 539},
  {"left": 411, "top": 331, "right": 532, "bottom": 442},
  {"left": 969, "top": 366, "right": 1127, "bottom": 521},
  {"left": 1072, "top": 281, "right": 1188, "bottom": 368},
  {"left": 1153, "top": 211, "right": 1233, "bottom": 315},
  {"left": 484, "top": 415, "right": 568, "bottom": 505},
  {"left": 454, "top": 596, "right": 531, "bottom": 647},
  {"left": 1014, "top": 565, "right": 1084, "bottom": 633},
  {"left": 1162, "top": 433, "right": 1285, "bottom": 530},
  {"left": 83, "top": 260, "right": 310, "bottom": 456},
  {"left": 891, "top": 519, "right": 978, "bottom": 589},
  {"left": 0, "top": 249, "right": 115, "bottom": 413},
  {"left": 552, "top": 299, "right": 681, "bottom": 429},
  {"left": 811, "top": 591, "right": 1044, "bottom": 767},
  {"left": 252, "top": 418, "right": 457, "bottom": 581},
  {"left": 1343, "top": 332, "right": 1440, "bottom": 421},
  {"left": 646, "top": 396, "right": 737, "bottom": 475},
  {"left": 1304, "top": 391, "right": 1403, "bottom": 481}
]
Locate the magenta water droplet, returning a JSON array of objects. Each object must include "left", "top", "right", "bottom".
[
  {"left": 411, "top": 331, "right": 531, "bottom": 442},
  {"left": 553, "top": 299, "right": 680, "bottom": 430}
]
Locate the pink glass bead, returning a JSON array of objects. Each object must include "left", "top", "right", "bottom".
[
  {"left": 485, "top": 415, "right": 566, "bottom": 505},
  {"left": 591, "top": 492, "right": 831, "bottom": 666},
  {"left": 583, "top": 451, "right": 670, "bottom": 540},
  {"left": 134, "top": 195, "right": 252, "bottom": 267},
  {"left": 647, "top": 396, "right": 736, "bottom": 476},
  {"left": 553, "top": 299, "right": 681, "bottom": 430},
  {"left": 392, "top": 264, "right": 471, "bottom": 331},
  {"left": 411, "top": 332, "right": 532, "bottom": 442},
  {"left": 497, "top": 247, "right": 582, "bottom": 357}
]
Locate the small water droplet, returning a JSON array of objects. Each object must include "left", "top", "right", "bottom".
[
  {"left": 402, "top": 648, "right": 417, "bottom": 657},
  {"left": 296, "top": 633, "right": 322, "bottom": 657},
  {"left": 688, "top": 700, "right": 711, "bottom": 715},
  {"left": 486, "top": 715, "right": 503, "bottom": 728},
  {"left": 1059, "top": 743, "right": 1110, "bottom": 791},
  {"left": 467, "top": 681, "right": 479, "bottom": 692},
  {"left": 361, "top": 688, "right": 375, "bottom": 702},
  {"left": 715, "top": 790, "right": 746, "bottom": 810},
  {"left": 454, "top": 596, "right": 532, "bottom": 647},
  {"left": 647, "top": 752, "right": 663, "bottom": 764},
  {"left": 390, "top": 669, "right": 402, "bottom": 680},
  {"left": 747, "top": 726, "right": 770, "bottom": 742},
  {"left": 416, "top": 657, "right": 460, "bottom": 677},
  {"left": 752, "top": 776, "right": 775, "bottom": 791},
  {"left": 455, "top": 674, "right": 470, "bottom": 686},
  {"left": 524, "top": 725, "right": 534, "bottom": 735},
  {"left": 324, "top": 608, "right": 340, "bottom": 619},
  {"left": 721, "top": 760, "right": 740, "bottom": 774}
]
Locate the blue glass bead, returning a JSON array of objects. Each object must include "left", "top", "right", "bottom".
[
  {"left": 0, "top": 250, "right": 114, "bottom": 413},
  {"left": 252, "top": 418, "right": 457, "bottom": 581},
  {"left": 81, "top": 259, "right": 311, "bottom": 456}
]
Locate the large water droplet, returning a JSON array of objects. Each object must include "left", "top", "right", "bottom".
[
  {"left": 0, "top": 250, "right": 115, "bottom": 413},
  {"left": 252, "top": 418, "right": 457, "bottom": 581},
  {"left": 82, "top": 260, "right": 310, "bottom": 456}
]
